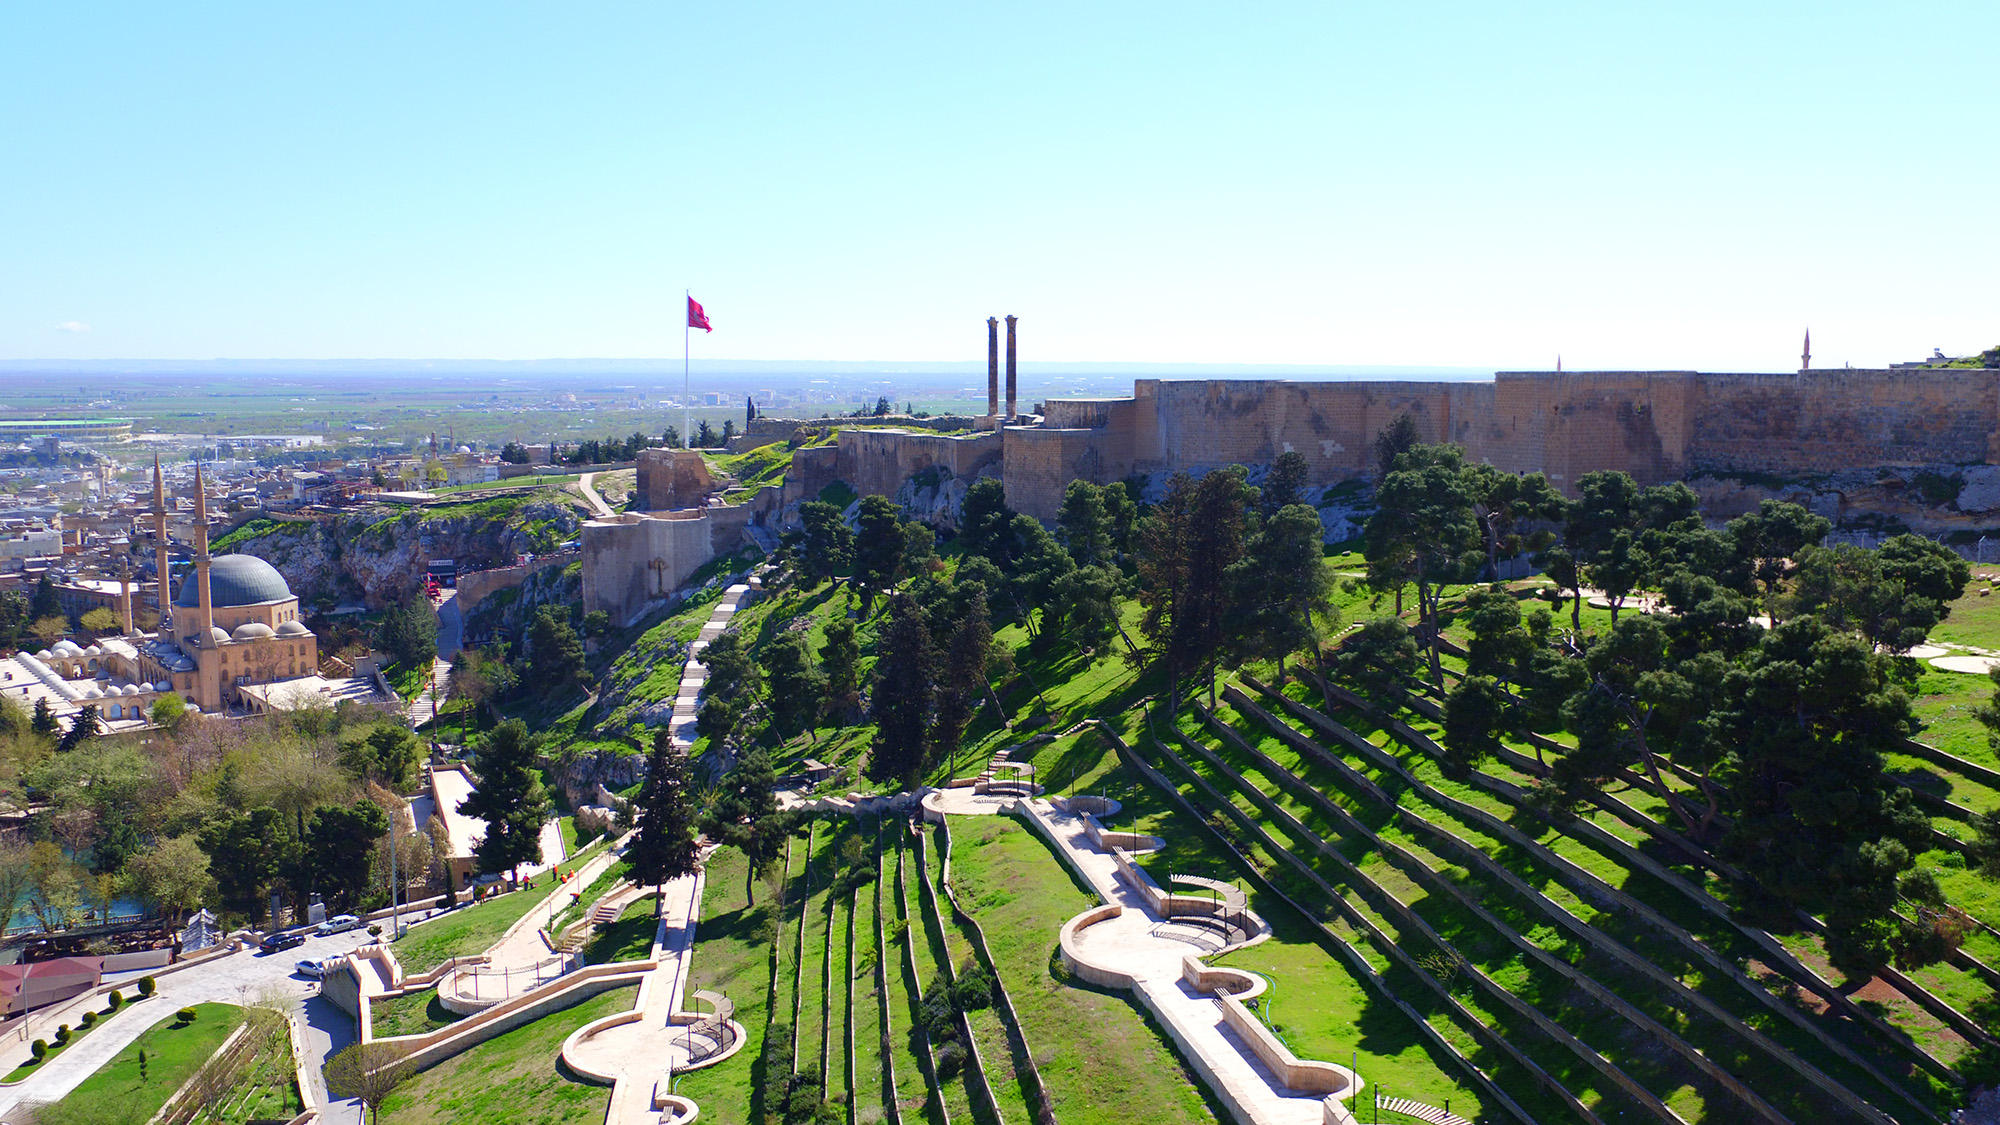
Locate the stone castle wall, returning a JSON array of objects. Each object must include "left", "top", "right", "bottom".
[{"left": 835, "top": 428, "right": 1003, "bottom": 500}]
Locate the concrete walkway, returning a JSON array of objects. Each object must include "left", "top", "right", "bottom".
[
  {"left": 576, "top": 472, "right": 616, "bottom": 519},
  {"left": 1010, "top": 796, "right": 1358, "bottom": 1125},
  {"left": 577, "top": 865, "right": 714, "bottom": 1125}
]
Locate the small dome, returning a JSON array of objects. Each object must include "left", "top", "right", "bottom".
[
  {"left": 51, "top": 640, "right": 82, "bottom": 656},
  {"left": 85, "top": 645, "right": 102, "bottom": 656},
  {"left": 232, "top": 622, "right": 275, "bottom": 641},
  {"left": 81, "top": 686, "right": 102, "bottom": 699},
  {"left": 123, "top": 684, "right": 140, "bottom": 696},
  {"left": 207, "top": 627, "right": 230, "bottom": 646},
  {"left": 35, "top": 649, "right": 51, "bottom": 660},
  {"left": 154, "top": 681, "right": 170, "bottom": 691},
  {"left": 276, "top": 620, "right": 311, "bottom": 637}
]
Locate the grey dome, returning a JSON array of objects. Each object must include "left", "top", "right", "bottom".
[
  {"left": 276, "top": 620, "right": 311, "bottom": 637},
  {"left": 175, "top": 555, "right": 292, "bottom": 608},
  {"left": 232, "top": 622, "right": 275, "bottom": 641}
]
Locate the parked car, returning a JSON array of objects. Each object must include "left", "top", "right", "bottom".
[
  {"left": 295, "top": 958, "right": 328, "bottom": 979},
  {"left": 315, "top": 914, "right": 362, "bottom": 936},
  {"left": 260, "top": 930, "right": 307, "bottom": 953}
]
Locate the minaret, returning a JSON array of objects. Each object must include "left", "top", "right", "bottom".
[
  {"left": 152, "top": 454, "right": 172, "bottom": 638},
  {"left": 119, "top": 555, "right": 134, "bottom": 636},
  {"left": 193, "top": 460, "right": 215, "bottom": 643},
  {"left": 1802, "top": 329, "right": 1811, "bottom": 371}
]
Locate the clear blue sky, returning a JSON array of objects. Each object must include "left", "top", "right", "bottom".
[{"left": 4, "top": 2, "right": 1994, "bottom": 371}]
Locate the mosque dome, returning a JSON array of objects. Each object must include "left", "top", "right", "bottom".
[
  {"left": 175, "top": 554, "right": 293, "bottom": 609},
  {"left": 276, "top": 620, "right": 311, "bottom": 637},
  {"left": 232, "top": 622, "right": 275, "bottom": 641},
  {"left": 51, "top": 640, "right": 82, "bottom": 657},
  {"left": 206, "top": 627, "right": 230, "bottom": 646}
]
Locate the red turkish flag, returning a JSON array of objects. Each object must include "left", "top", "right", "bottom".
[{"left": 687, "top": 296, "right": 713, "bottom": 332}]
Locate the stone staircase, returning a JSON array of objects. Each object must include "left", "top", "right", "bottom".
[{"left": 1376, "top": 1096, "right": 1471, "bottom": 1125}]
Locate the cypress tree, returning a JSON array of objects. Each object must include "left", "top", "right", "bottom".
[
  {"left": 866, "top": 594, "right": 935, "bottom": 786},
  {"left": 628, "top": 730, "right": 701, "bottom": 913},
  {"left": 700, "top": 747, "right": 795, "bottom": 904},
  {"left": 458, "top": 720, "right": 550, "bottom": 882},
  {"left": 820, "top": 617, "right": 860, "bottom": 723}
]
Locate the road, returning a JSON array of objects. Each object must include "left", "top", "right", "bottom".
[
  {"left": 575, "top": 472, "right": 615, "bottom": 519},
  {"left": 0, "top": 926, "right": 404, "bottom": 1120}
]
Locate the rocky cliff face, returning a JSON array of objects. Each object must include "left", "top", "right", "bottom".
[{"left": 224, "top": 494, "right": 585, "bottom": 609}]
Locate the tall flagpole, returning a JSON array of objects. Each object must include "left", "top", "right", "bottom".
[{"left": 684, "top": 289, "right": 691, "bottom": 450}]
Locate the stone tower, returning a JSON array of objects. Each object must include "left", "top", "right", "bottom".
[
  {"left": 1802, "top": 329, "right": 1811, "bottom": 371},
  {"left": 152, "top": 453, "right": 171, "bottom": 637}
]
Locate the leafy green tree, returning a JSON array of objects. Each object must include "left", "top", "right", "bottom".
[
  {"left": 701, "top": 747, "right": 796, "bottom": 903},
  {"left": 1056, "top": 481, "right": 1116, "bottom": 568},
  {"left": 459, "top": 720, "right": 550, "bottom": 881},
  {"left": 853, "top": 495, "right": 907, "bottom": 612},
  {"left": 1185, "top": 467, "right": 1255, "bottom": 701},
  {"left": 1261, "top": 451, "right": 1310, "bottom": 515},
  {"left": 199, "top": 806, "right": 292, "bottom": 925},
  {"left": 29, "top": 573, "right": 61, "bottom": 623},
  {"left": 1727, "top": 499, "right": 1831, "bottom": 602},
  {"left": 148, "top": 692, "right": 188, "bottom": 733},
  {"left": 695, "top": 419, "right": 719, "bottom": 447},
  {"left": 1372, "top": 414, "right": 1419, "bottom": 479},
  {"left": 1332, "top": 616, "right": 1419, "bottom": 695},
  {"left": 819, "top": 617, "right": 861, "bottom": 722},
  {"left": 1782, "top": 540, "right": 1968, "bottom": 653},
  {"left": 1132, "top": 473, "right": 1199, "bottom": 701},
  {"left": 124, "top": 834, "right": 215, "bottom": 921},
  {"left": 341, "top": 726, "right": 421, "bottom": 790},
  {"left": 796, "top": 500, "right": 854, "bottom": 588},
  {"left": 628, "top": 730, "right": 701, "bottom": 911},
  {"left": 867, "top": 594, "right": 935, "bottom": 786},
  {"left": 1442, "top": 674, "right": 1510, "bottom": 775},
  {"left": 1363, "top": 444, "right": 1480, "bottom": 686},
  {"left": 307, "top": 800, "right": 390, "bottom": 911},
  {"left": 929, "top": 589, "right": 993, "bottom": 771},
  {"left": 957, "top": 479, "right": 1015, "bottom": 561},
  {"left": 1053, "top": 564, "right": 1125, "bottom": 654},
  {"left": 1226, "top": 503, "right": 1331, "bottom": 681},
  {"left": 56, "top": 705, "right": 101, "bottom": 753},
  {"left": 1717, "top": 617, "right": 1933, "bottom": 977},
  {"left": 697, "top": 695, "right": 742, "bottom": 745},
  {"left": 0, "top": 588, "right": 26, "bottom": 650},
  {"left": 529, "top": 605, "right": 589, "bottom": 695},
  {"left": 763, "top": 633, "right": 826, "bottom": 741},
  {"left": 1007, "top": 514, "right": 1076, "bottom": 645},
  {"left": 376, "top": 594, "right": 438, "bottom": 671},
  {"left": 1465, "top": 466, "right": 1566, "bottom": 581},
  {"left": 700, "top": 632, "right": 758, "bottom": 702}
]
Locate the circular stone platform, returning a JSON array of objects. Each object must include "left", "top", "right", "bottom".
[
  {"left": 1931, "top": 655, "right": 2000, "bottom": 674},
  {"left": 1900, "top": 644, "right": 1951, "bottom": 659}
]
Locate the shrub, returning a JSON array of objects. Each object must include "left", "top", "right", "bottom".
[
  {"left": 30, "top": 1039, "right": 47, "bottom": 1060},
  {"left": 950, "top": 966, "right": 994, "bottom": 1011},
  {"left": 174, "top": 1007, "right": 198, "bottom": 1026},
  {"left": 79, "top": 1010, "right": 97, "bottom": 1029},
  {"left": 54, "top": 1025, "right": 71, "bottom": 1045},
  {"left": 933, "top": 1038, "right": 966, "bottom": 1079},
  {"left": 137, "top": 975, "right": 157, "bottom": 997},
  {"left": 107, "top": 989, "right": 124, "bottom": 1009},
  {"left": 368, "top": 924, "right": 382, "bottom": 937}
]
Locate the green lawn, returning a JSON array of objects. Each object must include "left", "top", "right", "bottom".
[
  {"left": 1, "top": 995, "right": 138, "bottom": 1082},
  {"left": 673, "top": 845, "right": 781, "bottom": 1125},
  {"left": 378, "top": 985, "right": 637, "bottom": 1125},
  {"left": 34, "top": 1003, "right": 242, "bottom": 1125},
  {"left": 584, "top": 897, "right": 659, "bottom": 964},
  {"left": 392, "top": 882, "right": 559, "bottom": 973},
  {"left": 945, "top": 813, "right": 1217, "bottom": 1125},
  {"left": 371, "top": 987, "right": 465, "bottom": 1039}
]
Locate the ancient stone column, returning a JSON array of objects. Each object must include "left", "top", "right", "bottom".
[
  {"left": 1005, "top": 315, "right": 1018, "bottom": 422},
  {"left": 987, "top": 317, "right": 1000, "bottom": 423}
]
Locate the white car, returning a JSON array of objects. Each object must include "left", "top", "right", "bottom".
[
  {"left": 295, "top": 958, "right": 329, "bottom": 979},
  {"left": 314, "top": 914, "right": 363, "bottom": 936}
]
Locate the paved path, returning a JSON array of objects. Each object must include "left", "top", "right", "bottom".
[
  {"left": 0, "top": 928, "right": 380, "bottom": 1118},
  {"left": 669, "top": 581, "right": 760, "bottom": 750},
  {"left": 576, "top": 472, "right": 616, "bottom": 519},
  {"left": 1009, "top": 797, "right": 1359, "bottom": 1125},
  {"left": 567, "top": 864, "right": 712, "bottom": 1125}
]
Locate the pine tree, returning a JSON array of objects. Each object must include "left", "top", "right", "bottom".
[
  {"left": 958, "top": 480, "right": 1015, "bottom": 561},
  {"left": 628, "top": 730, "right": 701, "bottom": 912},
  {"left": 763, "top": 633, "right": 826, "bottom": 741},
  {"left": 867, "top": 595, "right": 935, "bottom": 786},
  {"left": 529, "top": 606, "right": 588, "bottom": 695},
  {"left": 929, "top": 589, "right": 993, "bottom": 772},
  {"left": 1056, "top": 481, "right": 1115, "bottom": 569},
  {"left": 853, "top": 496, "right": 906, "bottom": 613},
  {"left": 31, "top": 697, "right": 59, "bottom": 737},
  {"left": 457, "top": 720, "right": 550, "bottom": 881},
  {"left": 700, "top": 747, "right": 795, "bottom": 904},
  {"left": 57, "top": 705, "right": 101, "bottom": 753},
  {"left": 1225, "top": 503, "right": 1331, "bottom": 682},
  {"left": 1261, "top": 451, "right": 1311, "bottom": 515},
  {"left": 29, "top": 574, "right": 61, "bottom": 623},
  {"left": 797, "top": 501, "right": 854, "bottom": 588},
  {"left": 820, "top": 617, "right": 861, "bottom": 722}
]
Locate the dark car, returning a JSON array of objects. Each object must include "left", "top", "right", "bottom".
[{"left": 260, "top": 930, "right": 307, "bottom": 953}]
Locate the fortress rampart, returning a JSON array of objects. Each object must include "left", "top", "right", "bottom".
[{"left": 583, "top": 367, "right": 2000, "bottom": 624}]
